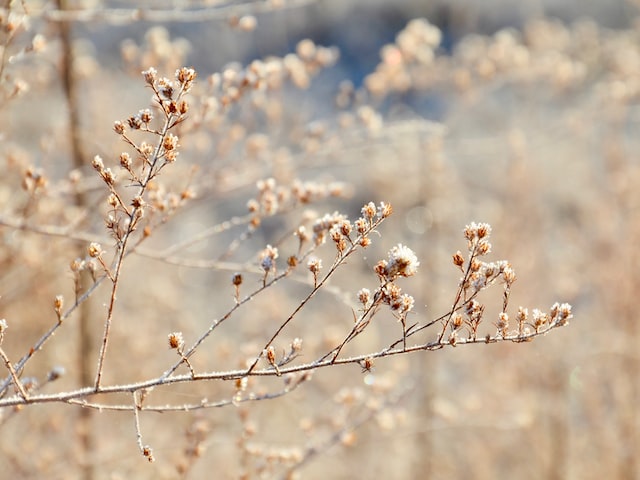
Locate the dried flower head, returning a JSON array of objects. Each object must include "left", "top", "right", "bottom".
[
  {"left": 383, "top": 244, "right": 420, "bottom": 279},
  {"left": 392, "top": 293, "right": 415, "bottom": 314},
  {"left": 139, "top": 108, "right": 153, "bottom": 124},
  {"left": 70, "top": 258, "right": 86, "bottom": 273},
  {"left": 176, "top": 67, "right": 197, "bottom": 91},
  {"left": 158, "top": 77, "right": 174, "bottom": 99},
  {"left": 291, "top": 338, "right": 303, "bottom": 351},
  {"left": 127, "top": 114, "right": 143, "bottom": 129},
  {"left": 496, "top": 312, "right": 509, "bottom": 336},
  {"left": 168, "top": 332, "right": 184, "bottom": 350},
  {"left": 119, "top": 152, "right": 132, "bottom": 170},
  {"left": 46, "top": 366, "right": 65, "bottom": 382},
  {"left": 358, "top": 288, "right": 371, "bottom": 306},
  {"left": 87, "top": 242, "right": 103, "bottom": 258},
  {"left": 550, "top": 302, "right": 573, "bottom": 327},
  {"left": 360, "top": 357, "right": 374, "bottom": 373},
  {"left": 464, "top": 222, "right": 492, "bottom": 243},
  {"left": 142, "top": 67, "right": 158, "bottom": 85},
  {"left": 113, "top": 120, "right": 125, "bottom": 134},
  {"left": 260, "top": 244, "right": 279, "bottom": 272},
  {"left": 361, "top": 202, "right": 376, "bottom": 220},
  {"left": 20, "top": 377, "right": 39, "bottom": 393},
  {"left": 53, "top": 295, "right": 64, "bottom": 318},
  {"left": 131, "top": 195, "right": 145, "bottom": 209},
  {"left": 354, "top": 218, "right": 368, "bottom": 235},
  {"left": 295, "top": 225, "right": 309, "bottom": 245},
  {"left": 91, "top": 155, "right": 104, "bottom": 172},
  {"left": 163, "top": 133, "right": 179, "bottom": 151},
  {"left": 312, "top": 212, "right": 348, "bottom": 245},
  {"left": 377, "top": 201, "right": 393, "bottom": 219},
  {"left": 452, "top": 251, "right": 465, "bottom": 268},
  {"left": 142, "top": 445, "right": 154, "bottom": 463},
  {"left": 0, "top": 319, "right": 7, "bottom": 343},
  {"left": 307, "top": 257, "right": 322, "bottom": 274}
]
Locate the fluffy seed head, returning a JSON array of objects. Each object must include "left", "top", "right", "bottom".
[{"left": 383, "top": 244, "right": 419, "bottom": 279}]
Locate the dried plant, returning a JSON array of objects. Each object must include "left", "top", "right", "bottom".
[{"left": 0, "top": 2, "right": 600, "bottom": 479}]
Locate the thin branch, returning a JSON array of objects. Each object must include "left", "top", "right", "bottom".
[
  {"left": 245, "top": 218, "right": 386, "bottom": 375},
  {"left": 0, "top": 276, "right": 106, "bottom": 396},
  {"left": 67, "top": 375, "right": 308, "bottom": 412},
  {"left": 279, "top": 380, "right": 415, "bottom": 479},
  {"left": 437, "top": 241, "right": 480, "bottom": 343},
  {"left": 0, "top": 320, "right": 569, "bottom": 410},
  {"left": 94, "top": 81, "right": 191, "bottom": 389},
  {"left": 132, "top": 391, "right": 154, "bottom": 462},
  {"left": 0, "top": 346, "right": 29, "bottom": 400},
  {"left": 15, "top": 0, "right": 316, "bottom": 24},
  {"left": 0, "top": 214, "right": 109, "bottom": 245},
  {"left": 159, "top": 244, "right": 319, "bottom": 380}
]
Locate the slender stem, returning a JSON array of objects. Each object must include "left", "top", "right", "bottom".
[
  {"left": 0, "top": 346, "right": 29, "bottom": 400},
  {"left": 94, "top": 94, "right": 183, "bottom": 389},
  {"left": 132, "top": 391, "right": 154, "bottom": 462},
  {"left": 0, "top": 319, "right": 568, "bottom": 410},
  {"left": 245, "top": 231, "right": 378, "bottom": 375},
  {"left": 437, "top": 242, "right": 479, "bottom": 343}
]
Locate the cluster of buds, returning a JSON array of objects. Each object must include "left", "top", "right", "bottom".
[
  {"left": 246, "top": 178, "right": 347, "bottom": 229},
  {"left": 309, "top": 201, "right": 393, "bottom": 253},
  {"left": 312, "top": 211, "right": 350, "bottom": 247},
  {"left": 208, "top": 39, "right": 338, "bottom": 108},
  {"left": 91, "top": 155, "right": 116, "bottom": 187},
  {"left": 446, "top": 298, "right": 486, "bottom": 345},
  {"left": 352, "top": 239, "right": 420, "bottom": 341},
  {"left": 495, "top": 311, "right": 510, "bottom": 337},
  {"left": 365, "top": 18, "right": 442, "bottom": 97},
  {"left": 464, "top": 299, "right": 484, "bottom": 336},
  {"left": 227, "top": 14, "right": 257, "bottom": 32},
  {"left": 247, "top": 177, "right": 280, "bottom": 218},
  {"left": 463, "top": 221, "right": 492, "bottom": 254},
  {"left": 113, "top": 67, "right": 195, "bottom": 171},
  {"left": 367, "top": 243, "right": 419, "bottom": 330},
  {"left": 94, "top": 67, "right": 198, "bottom": 250},
  {"left": 125, "top": 108, "right": 154, "bottom": 130},
  {"left": 470, "top": 260, "right": 516, "bottom": 293},
  {"left": 378, "top": 283, "right": 415, "bottom": 316},
  {"left": 454, "top": 223, "right": 516, "bottom": 294},
  {"left": 524, "top": 303, "right": 573, "bottom": 333},
  {"left": 21, "top": 166, "right": 48, "bottom": 193},
  {"left": 449, "top": 223, "right": 573, "bottom": 343},
  {"left": 143, "top": 66, "right": 195, "bottom": 101}
]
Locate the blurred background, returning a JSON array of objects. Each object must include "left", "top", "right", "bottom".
[{"left": 1, "top": 0, "right": 638, "bottom": 479}]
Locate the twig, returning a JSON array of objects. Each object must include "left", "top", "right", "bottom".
[
  {"left": 16, "top": 0, "right": 317, "bottom": 24},
  {"left": 0, "top": 319, "right": 569, "bottom": 410},
  {"left": 132, "top": 391, "right": 154, "bottom": 462},
  {"left": 0, "top": 346, "right": 29, "bottom": 400},
  {"left": 279, "top": 380, "right": 415, "bottom": 479},
  {"left": 94, "top": 77, "right": 192, "bottom": 389},
  {"left": 245, "top": 217, "right": 386, "bottom": 375}
]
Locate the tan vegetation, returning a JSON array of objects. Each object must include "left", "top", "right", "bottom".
[{"left": 0, "top": 1, "right": 636, "bottom": 479}]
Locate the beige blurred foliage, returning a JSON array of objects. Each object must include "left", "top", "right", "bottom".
[{"left": 0, "top": 1, "right": 637, "bottom": 479}]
